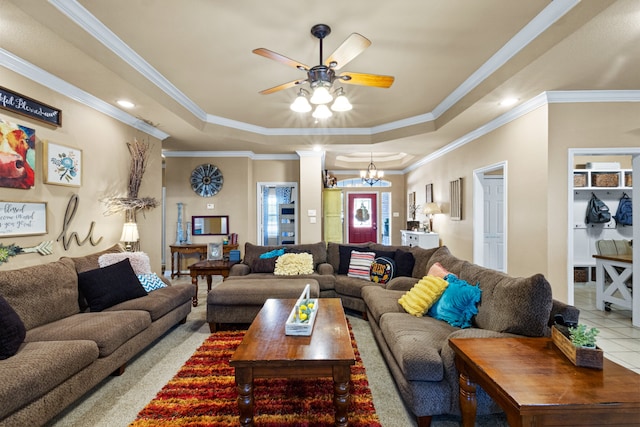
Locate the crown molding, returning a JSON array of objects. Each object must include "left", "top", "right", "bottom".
[
  {"left": 404, "top": 90, "right": 640, "bottom": 173},
  {"left": 0, "top": 48, "right": 169, "bottom": 140},
  {"left": 46, "top": 0, "right": 578, "bottom": 137},
  {"left": 162, "top": 150, "right": 299, "bottom": 160}
]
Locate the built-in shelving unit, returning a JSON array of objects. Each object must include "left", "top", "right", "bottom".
[
  {"left": 572, "top": 167, "right": 633, "bottom": 282},
  {"left": 278, "top": 203, "right": 296, "bottom": 245}
]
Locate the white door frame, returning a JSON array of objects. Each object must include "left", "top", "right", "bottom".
[
  {"left": 472, "top": 161, "right": 508, "bottom": 272},
  {"left": 566, "top": 148, "right": 640, "bottom": 316},
  {"left": 256, "top": 182, "right": 299, "bottom": 245}
]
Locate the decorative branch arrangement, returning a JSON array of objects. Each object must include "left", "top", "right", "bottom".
[{"left": 102, "top": 138, "right": 158, "bottom": 218}]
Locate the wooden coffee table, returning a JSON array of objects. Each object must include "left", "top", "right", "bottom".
[
  {"left": 449, "top": 337, "right": 640, "bottom": 427},
  {"left": 230, "top": 298, "right": 355, "bottom": 427},
  {"left": 187, "top": 259, "right": 237, "bottom": 306}
]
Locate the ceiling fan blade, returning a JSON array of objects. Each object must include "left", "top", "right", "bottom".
[
  {"left": 325, "top": 33, "right": 371, "bottom": 70},
  {"left": 259, "top": 79, "right": 307, "bottom": 95},
  {"left": 252, "top": 48, "right": 310, "bottom": 71},
  {"left": 338, "top": 72, "right": 395, "bottom": 88}
]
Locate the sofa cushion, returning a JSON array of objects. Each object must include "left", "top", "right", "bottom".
[
  {"left": 98, "top": 251, "right": 152, "bottom": 274},
  {"left": 369, "top": 257, "right": 395, "bottom": 284},
  {"left": 64, "top": 243, "right": 124, "bottom": 274},
  {"left": 0, "top": 340, "right": 99, "bottom": 420},
  {"left": 0, "top": 295, "right": 26, "bottom": 359},
  {"left": 379, "top": 312, "right": 457, "bottom": 381},
  {"left": 274, "top": 253, "right": 314, "bottom": 275},
  {"left": 78, "top": 258, "right": 148, "bottom": 312},
  {"left": 0, "top": 257, "right": 80, "bottom": 330},
  {"left": 347, "top": 251, "right": 376, "bottom": 280},
  {"left": 106, "top": 282, "right": 194, "bottom": 321},
  {"left": 137, "top": 273, "right": 168, "bottom": 292},
  {"left": 25, "top": 311, "right": 151, "bottom": 357},
  {"left": 463, "top": 264, "right": 553, "bottom": 337},
  {"left": 398, "top": 276, "right": 448, "bottom": 317},
  {"left": 334, "top": 275, "right": 374, "bottom": 299},
  {"left": 243, "top": 242, "right": 327, "bottom": 269},
  {"left": 361, "top": 286, "right": 405, "bottom": 323},
  {"left": 408, "top": 246, "right": 441, "bottom": 278},
  {"left": 394, "top": 249, "right": 416, "bottom": 277},
  {"left": 428, "top": 275, "right": 481, "bottom": 328}
]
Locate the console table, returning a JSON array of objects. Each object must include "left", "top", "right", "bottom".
[
  {"left": 449, "top": 337, "right": 640, "bottom": 427},
  {"left": 594, "top": 253, "right": 636, "bottom": 327},
  {"left": 170, "top": 244, "right": 207, "bottom": 278}
]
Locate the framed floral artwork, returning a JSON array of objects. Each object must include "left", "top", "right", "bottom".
[{"left": 43, "top": 141, "right": 81, "bottom": 187}]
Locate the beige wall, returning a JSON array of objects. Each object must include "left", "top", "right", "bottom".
[
  {"left": 406, "top": 106, "right": 549, "bottom": 276},
  {"left": 547, "top": 102, "right": 640, "bottom": 301},
  {"left": 163, "top": 157, "right": 300, "bottom": 266},
  {"left": 0, "top": 70, "right": 163, "bottom": 272}
]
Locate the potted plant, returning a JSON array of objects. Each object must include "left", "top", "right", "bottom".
[{"left": 568, "top": 324, "right": 600, "bottom": 348}]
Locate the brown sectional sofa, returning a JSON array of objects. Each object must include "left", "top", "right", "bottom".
[
  {"left": 227, "top": 241, "right": 579, "bottom": 426},
  {"left": 0, "top": 245, "right": 195, "bottom": 426}
]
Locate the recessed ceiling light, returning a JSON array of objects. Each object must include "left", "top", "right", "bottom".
[
  {"left": 313, "top": 145, "right": 322, "bottom": 152},
  {"left": 500, "top": 97, "right": 519, "bottom": 107},
  {"left": 117, "top": 99, "right": 135, "bottom": 109}
]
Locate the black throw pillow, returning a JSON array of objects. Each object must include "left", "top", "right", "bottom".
[
  {"left": 78, "top": 258, "right": 148, "bottom": 312},
  {"left": 0, "top": 295, "right": 26, "bottom": 359},
  {"left": 251, "top": 257, "right": 277, "bottom": 273},
  {"left": 373, "top": 249, "right": 396, "bottom": 260},
  {"left": 395, "top": 249, "right": 416, "bottom": 277}
]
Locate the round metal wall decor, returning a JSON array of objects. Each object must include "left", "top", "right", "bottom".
[{"left": 190, "top": 164, "right": 223, "bottom": 197}]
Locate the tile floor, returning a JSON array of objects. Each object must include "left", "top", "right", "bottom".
[{"left": 574, "top": 282, "right": 640, "bottom": 373}]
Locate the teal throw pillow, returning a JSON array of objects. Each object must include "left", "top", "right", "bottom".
[
  {"left": 259, "top": 248, "right": 285, "bottom": 259},
  {"left": 137, "top": 273, "right": 168, "bottom": 292},
  {"left": 427, "top": 275, "right": 481, "bottom": 328}
]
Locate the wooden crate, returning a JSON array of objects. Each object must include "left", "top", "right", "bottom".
[
  {"left": 552, "top": 326, "right": 603, "bottom": 369},
  {"left": 591, "top": 172, "right": 619, "bottom": 187}
]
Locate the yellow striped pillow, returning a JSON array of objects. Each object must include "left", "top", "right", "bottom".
[{"left": 398, "top": 276, "right": 449, "bottom": 317}]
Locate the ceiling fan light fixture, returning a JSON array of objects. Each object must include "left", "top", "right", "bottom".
[
  {"left": 290, "top": 90, "right": 312, "bottom": 112},
  {"left": 331, "top": 88, "right": 352, "bottom": 112},
  {"left": 310, "top": 86, "right": 333, "bottom": 104},
  {"left": 312, "top": 104, "right": 332, "bottom": 119}
]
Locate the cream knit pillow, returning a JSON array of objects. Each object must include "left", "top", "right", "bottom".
[{"left": 274, "top": 253, "right": 314, "bottom": 275}]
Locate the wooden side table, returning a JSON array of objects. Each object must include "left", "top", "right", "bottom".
[
  {"left": 449, "top": 337, "right": 640, "bottom": 427},
  {"left": 188, "top": 259, "right": 238, "bottom": 306},
  {"left": 170, "top": 244, "right": 207, "bottom": 279}
]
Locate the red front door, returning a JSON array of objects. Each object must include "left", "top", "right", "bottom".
[{"left": 348, "top": 193, "right": 377, "bottom": 243}]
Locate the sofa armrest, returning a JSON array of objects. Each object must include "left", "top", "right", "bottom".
[
  {"left": 548, "top": 299, "right": 580, "bottom": 327},
  {"left": 317, "top": 262, "right": 334, "bottom": 275},
  {"left": 385, "top": 276, "right": 419, "bottom": 291},
  {"left": 229, "top": 263, "right": 251, "bottom": 276}
]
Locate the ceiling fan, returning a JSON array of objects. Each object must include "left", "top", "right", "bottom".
[{"left": 253, "top": 24, "right": 394, "bottom": 116}]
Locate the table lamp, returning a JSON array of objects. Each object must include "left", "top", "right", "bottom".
[
  {"left": 423, "top": 203, "right": 442, "bottom": 232},
  {"left": 120, "top": 222, "right": 139, "bottom": 252}
]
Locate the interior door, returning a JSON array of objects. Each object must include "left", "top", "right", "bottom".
[
  {"left": 483, "top": 176, "right": 505, "bottom": 271},
  {"left": 348, "top": 193, "right": 377, "bottom": 243}
]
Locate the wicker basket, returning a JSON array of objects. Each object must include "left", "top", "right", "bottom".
[
  {"left": 573, "top": 173, "right": 587, "bottom": 187},
  {"left": 625, "top": 173, "right": 632, "bottom": 187},
  {"left": 591, "top": 172, "right": 619, "bottom": 187},
  {"left": 573, "top": 267, "right": 587, "bottom": 283}
]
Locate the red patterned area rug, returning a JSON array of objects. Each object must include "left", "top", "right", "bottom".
[{"left": 131, "top": 323, "right": 381, "bottom": 426}]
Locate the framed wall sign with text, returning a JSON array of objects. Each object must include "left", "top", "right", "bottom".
[{"left": 0, "top": 201, "right": 47, "bottom": 237}]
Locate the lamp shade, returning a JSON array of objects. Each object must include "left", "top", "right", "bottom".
[
  {"left": 120, "top": 222, "right": 139, "bottom": 242},
  {"left": 312, "top": 104, "right": 333, "bottom": 119},
  {"left": 331, "top": 93, "right": 352, "bottom": 112},
  {"left": 423, "top": 203, "right": 442, "bottom": 215},
  {"left": 310, "top": 86, "right": 333, "bottom": 105},
  {"left": 290, "top": 92, "right": 312, "bottom": 112}
]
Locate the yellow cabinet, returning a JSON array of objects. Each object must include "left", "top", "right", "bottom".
[{"left": 323, "top": 188, "right": 343, "bottom": 243}]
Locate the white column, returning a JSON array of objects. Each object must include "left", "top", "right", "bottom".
[{"left": 297, "top": 151, "right": 324, "bottom": 243}]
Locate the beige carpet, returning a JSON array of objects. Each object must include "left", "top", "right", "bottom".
[{"left": 47, "top": 276, "right": 505, "bottom": 427}]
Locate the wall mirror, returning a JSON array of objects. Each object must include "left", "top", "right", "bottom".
[{"left": 192, "top": 215, "right": 229, "bottom": 235}]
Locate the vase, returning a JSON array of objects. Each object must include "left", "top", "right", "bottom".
[
  {"left": 185, "top": 222, "right": 192, "bottom": 244},
  {"left": 175, "top": 222, "right": 184, "bottom": 245}
]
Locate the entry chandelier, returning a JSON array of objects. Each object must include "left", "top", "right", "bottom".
[
  {"left": 290, "top": 86, "right": 352, "bottom": 119},
  {"left": 361, "top": 153, "right": 384, "bottom": 186}
]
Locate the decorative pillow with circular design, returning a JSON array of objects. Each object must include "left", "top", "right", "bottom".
[{"left": 370, "top": 257, "right": 396, "bottom": 284}]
